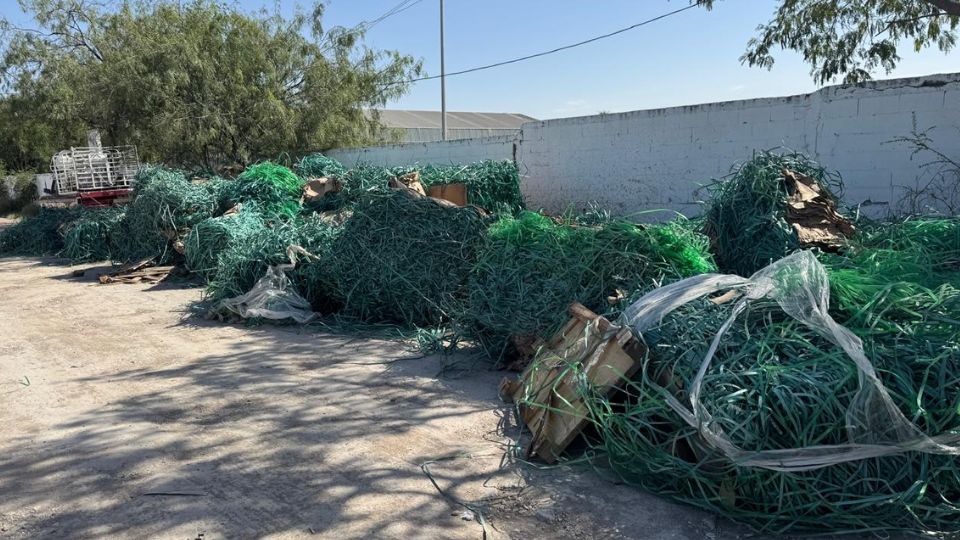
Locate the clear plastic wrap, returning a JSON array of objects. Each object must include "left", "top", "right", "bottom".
[
  {"left": 621, "top": 250, "right": 960, "bottom": 471},
  {"left": 217, "top": 246, "right": 316, "bottom": 324}
]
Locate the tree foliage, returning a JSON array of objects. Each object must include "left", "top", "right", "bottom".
[
  {"left": 0, "top": 0, "right": 422, "bottom": 170},
  {"left": 699, "top": 0, "right": 959, "bottom": 84}
]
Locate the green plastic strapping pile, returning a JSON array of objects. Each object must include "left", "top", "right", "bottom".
[
  {"left": 855, "top": 217, "right": 960, "bottom": 274},
  {"left": 703, "top": 151, "right": 843, "bottom": 276},
  {"left": 0, "top": 207, "right": 84, "bottom": 256},
  {"left": 418, "top": 160, "right": 525, "bottom": 214},
  {"left": 462, "top": 211, "right": 715, "bottom": 362},
  {"left": 573, "top": 219, "right": 960, "bottom": 536},
  {"left": 290, "top": 213, "right": 346, "bottom": 312},
  {"left": 206, "top": 219, "right": 304, "bottom": 302},
  {"left": 305, "top": 165, "right": 395, "bottom": 212},
  {"left": 111, "top": 166, "right": 218, "bottom": 263},
  {"left": 205, "top": 212, "right": 342, "bottom": 303},
  {"left": 315, "top": 190, "right": 487, "bottom": 326},
  {"left": 202, "top": 176, "right": 241, "bottom": 214},
  {"left": 296, "top": 153, "right": 347, "bottom": 179},
  {"left": 184, "top": 205, "right": 265, "bottom": 280},
  {"left": 60, "top": 207, "right": 126, "bottom": 263},
  {"left": 232, "top": 162, "right": 304, "bottom": 219},
  {"left": 305, "top": 160, "right": 524, "bottom": 214}
]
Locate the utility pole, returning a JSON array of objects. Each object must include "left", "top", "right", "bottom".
[{"left": 440, "top": 0, "right": 447, "bottom": 141}]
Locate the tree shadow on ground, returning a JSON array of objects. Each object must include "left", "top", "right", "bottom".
[{"left": 0, "top": 324, "right": 514, "bottom": 539}]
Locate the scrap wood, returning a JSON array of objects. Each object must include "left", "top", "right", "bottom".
[
  {"left": 117, "top": 257, "right": 155, "bottom": 273},
  {"left": 510, "top": 302, "right": 645, "bottom": 463},
  {"left": 100, "top": 265, "right": 176, "bottom": 285}
]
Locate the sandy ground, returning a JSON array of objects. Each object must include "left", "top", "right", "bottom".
[{"left": 0, "top": 255, "right": 899, "bottom": 539}]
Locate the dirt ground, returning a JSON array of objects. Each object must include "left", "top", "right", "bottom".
[{"left": 0, "top": 255, "right": 900, "bottom": 539}]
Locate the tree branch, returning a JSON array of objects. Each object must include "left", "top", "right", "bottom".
[
  {"left": 876, "top": 13, "right": 942, "bottom": 36},
  {"left": 924, "top": 0, "right": 960, "bottom": 17},
  {"left": 67, "top": 9, "right": 103, "bottom": 61}
]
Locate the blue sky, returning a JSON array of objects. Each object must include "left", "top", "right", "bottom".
[
  {"left": 315, "top": 0, "right": 958, "bottom": 119},
  {"left": 4, "top": 1, "right": 957, "bottom": 119}
]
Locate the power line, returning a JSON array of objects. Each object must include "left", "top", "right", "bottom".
[
  {"left": 323, "top": 0, "right": 425, "bottom": 52},
  {"left": 391, "top": 4, "right": 698, "bottom": 87},
  {"left": 366, "top": 0, "right": 424, "bottom": 30}
]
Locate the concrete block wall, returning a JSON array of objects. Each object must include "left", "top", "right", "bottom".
[
  {"left": 327, "top": 73, "right": 960, "bottom": 218},
  {"left": 520, "top": 73, "right": 960, "bottom": 217},
  {"left": 327, "top": 134, "right": 515, "bottom": 168}
]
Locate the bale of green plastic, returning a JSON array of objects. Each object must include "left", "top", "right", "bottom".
[
  {"left": 183, "top": 205, "right": 265, "bottom": 281},
  {"left": 60, "top": 207, "right": 126, "bottom": 263},
  {"left": 461, "top": 211, "right": 715, "bottom": 362},
  {"left": 703, "top": 151, "right": 844, "bottom": 276},
  {"left": 200, "top": 176, "right": 241, "bottom": 214},
  {"left": 0, "top": 207, "right": 84, "bottom": 256},
  {"left": 204, "top": 211, "right": 344, "bottom": 303},
  {"left": 206, "top": 219, "right": 302, "bottom": 301},
  {"left": 320, "top": 190, "right": 488, "bottom": 326},
  {"left": 110, "top": 166, "right": 219, "bottom": 263},
  {"left": 289, "top": 213, "right": 348, "bottom": 312},
  {"left": 569, "top": 221, "right": 960, "bottom": 536},
  {"left": 232, "top": 162, "right": 304, "bottom": 219},
  {"left": 296, "top": 153, "right": 347, "bottom": 179}
]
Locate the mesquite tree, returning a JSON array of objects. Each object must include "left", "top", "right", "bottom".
[{"left": 0, "top": 1, "right": 423, "bottom": 170}]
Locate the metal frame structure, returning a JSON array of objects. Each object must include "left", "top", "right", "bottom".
[{"left": 50, "top": 145, "right": 140, "bottom": 196}]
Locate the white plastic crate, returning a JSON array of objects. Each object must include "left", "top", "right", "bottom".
[{"left": 50, "top": 145, "right": 140, "bottom": 195}]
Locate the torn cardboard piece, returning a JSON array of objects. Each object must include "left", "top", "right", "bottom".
[
  {"left": 783, "top": 169, "right": 855, "bottom": 250},
  {"left": 389, "top": 171, "right": 427, "bottom": 196},
  {"left": 508, "top": 303, "right": 646, "bottom": 463},
  {"left": 428, "top": 183, "right": 468, "bottom": 207},
  {"left": 303, "top": 177, "right": 342, "bottom": 202}
]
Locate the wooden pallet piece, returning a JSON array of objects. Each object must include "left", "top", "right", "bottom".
[{"left": 512, "top": 303, "right": 646, "bottom": 463}]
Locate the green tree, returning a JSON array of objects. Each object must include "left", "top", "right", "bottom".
[
  {"left": 698, "top": 0, "right": 959, "bottom": 84},
  {"left": 0, "top": 0, "right": 422, "bottom": 170}
]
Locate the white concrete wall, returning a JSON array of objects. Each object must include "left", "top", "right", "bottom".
[
  {"left": 327, "top": 134, "right": 515, "bottom": 168},
  {"left": 328, "top": 73, "right": 960, "bottom": 217},
  {"left": 521, "top": 73, "right": 960, "bottom": 217},
  {"left": 396, "top": 127, "right": 521, "bottom": 143}
]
